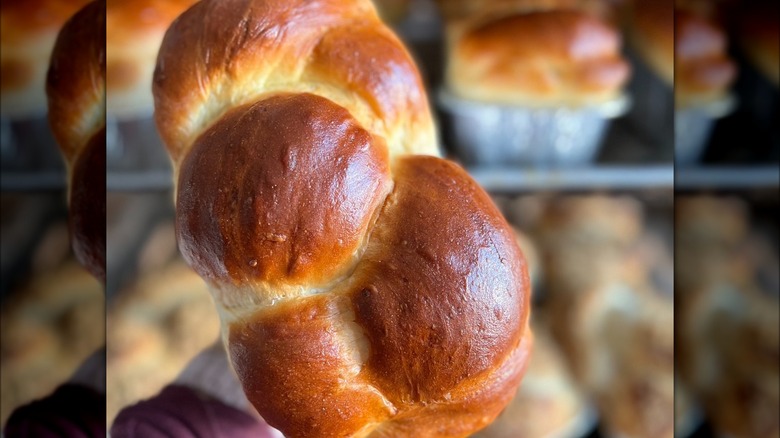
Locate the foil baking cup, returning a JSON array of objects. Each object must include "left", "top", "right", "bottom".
[{"left": 438, "top": 89, "right": 630, "bottom": 167}]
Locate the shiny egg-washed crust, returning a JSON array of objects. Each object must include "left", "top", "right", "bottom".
[
  {"left": 155, "top": 1, "right": 532, "bottom": 436},
  {"left": 106, "top": 0, "right": 197, "bottom": 118},
  {"left": 153, "top": 0, "right": 438, "bottom": 164},
  {"left": 0, "top": 0, "right": 91, "bottom": 118},
  {"left": 46, "top": 0, "right": 106, "bottom": 282},
  {"left": 47, "top": 0, "right": 105, "bottom": 161},
  {"left": 629, "top": 0, "right": 673, "bottom": 85},
  {"left": 447, "top": 10, "right": 630, "bottom": 106},
  {"left": 674, "top": 9, "right": 736, "bottom": 107}
]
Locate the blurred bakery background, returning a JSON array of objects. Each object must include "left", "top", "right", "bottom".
[
  {"left": 1, "top": 0, "right": 105, "bottom": 432},
  {"left": 673, "top": 1, "right": 779, "bottom": 438},
  {"left": 3, "top": 0, "right": 775, "bottom": 436}
]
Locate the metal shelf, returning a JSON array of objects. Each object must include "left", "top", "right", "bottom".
[
  {"left": 468, "top": 165, "right": 674, "bottom": 192},
  {"left": 675, "top": 166, "right": 780, "bottom": 190},
  {"left": 0, "top": 171, "right": 66, "bottom": 191}
]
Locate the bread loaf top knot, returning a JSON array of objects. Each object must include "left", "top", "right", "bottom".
[{"left": 154, "top": 0, "right": 438, "bottom": 163}]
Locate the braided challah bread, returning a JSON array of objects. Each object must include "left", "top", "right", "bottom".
[
  {"left": 46, "top": 0, "right": 106, "bottom": 282},
  {"left": 153, "top": 1, "right": 533, "bottom": 436}
]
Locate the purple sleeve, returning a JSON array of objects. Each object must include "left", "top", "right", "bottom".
[
  {"left": 3, "top": 384, "right": 105, "bottom": 438},
  {"left": 110, "top": 385, "right": 277, "bottom": 438}
]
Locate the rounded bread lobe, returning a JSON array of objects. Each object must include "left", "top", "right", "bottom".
[
  {"left": 350, "top": 156, "right": 529, "bottom": 406},
  {"left": 46, "top": 0, "right": 106, "bottom": 161},
  {"left": 156, "top": 1, "right": 532, "bottom": 436},
  {"left": 177, "top": 93, "right": 392, "bottom": 290},
  {"left": 229, "top": 295, "right": 395, "bottom": 438},
  {"left": 449, "top": 10, "right": 630, "bottom": 105},
  {"left": 223, "top": 156, "right": 532, "bottom": 437},
  {"left": 70, "top": 127, "right": 107, "bottom": 283},
  {"left": 153, "top": 0, "right": 437, "bottom": 162}
]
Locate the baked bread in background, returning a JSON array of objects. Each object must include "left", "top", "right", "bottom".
[
  {"left": 445, "top": 8, "right": 630, "bottom": 106},
  {"left": 536, "top": 195, "right": 643, "bottom": 296},
  {"left": 46, "top": 0, "right": 106, "bottom": 282},
  {"left": 526, "top": 195, "right": 673, "bottom": 438},
  {"left": 627, "top": 0, "right": 673, "bottom": 85},
  {"left": 106, "top": 220, "right": 221, "bottom": 424},
  {"left": 106, "top": 0, "right": 197, "bottom": 119},
  {"left": 679, "top": 282, "right": 779, "bottom": 438},
  {"left": 1, "top": 256, "right": 104, "bottom": 425},
  {"left": 153, "top": 0, "right": 532, "bottom": 436},
  {"left": 473, "top": 317, "right": 588, "bottom": 438},
  {"left": 675, "top": 196, "right": 748, "bottom": 293},
  {"left": 0, "top": 0, "right": 91, "bottom": 119},
  {"left": 675, "top": 195, "right": 779, "bottom": 438},
  {"left": 594, "top": 285, "right": 674, "bottom": 438},
  {"left": 106, "top": 260, "right": 220, "bottom": 423},
  {"left": 674, "top": 6, "right": 736, "bottom": 108}
]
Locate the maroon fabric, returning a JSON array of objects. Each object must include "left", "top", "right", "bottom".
[
  {"left": 110, "top": 385, "right": 275, "bottom": 438},
  {"left": 3, "top": 384, "right": 105, "bottom": 438}
]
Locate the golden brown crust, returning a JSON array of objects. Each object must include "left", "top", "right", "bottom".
[
  {"left": 46, "top": 0, "right": 105, "bottom": 161},
  {"left": 675, "top": 9, "right": 736, "bottom": 107},
  {"left": 351, "top": 156, "right": 529, "bottom": 407},
  {"left": 157, "top": 1, "right": 531, "bottom": 436},
  {"left": 106, "top": 0, "right": 196, "bottom": 118},
  {"left": 230, "top": 295, "right": 394, "bottom": 437},
  {"left": 447, "top": 10, "right": 629, "bottom": 105},
  {"left": 0, "top": 0, "right": 91, "bottom": 117},
  {"left": 629, "top": 0, "right": 673, "bottom": 84},
  {"left": 177, "top": 93, "right": 392, "bottom": 288},
  {"left": 206, "top": 154, "right": 532, "bottom": 438},
  {"left": 153, "top": 0, "right": 437, "bottom": 162}
]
